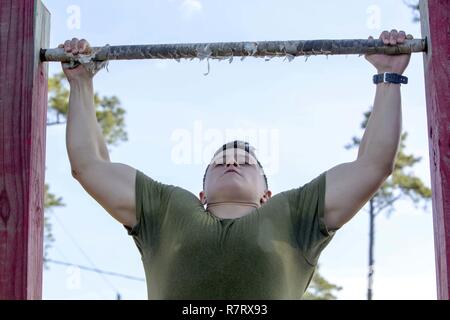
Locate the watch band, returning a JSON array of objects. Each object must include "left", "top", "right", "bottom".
[{"left": 373, "top": 72, "right": 408, "bottom": 85}]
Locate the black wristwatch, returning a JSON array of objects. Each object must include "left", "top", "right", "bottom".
[{"left": 373, "top": 72, "right": 408, "bottom": 85}]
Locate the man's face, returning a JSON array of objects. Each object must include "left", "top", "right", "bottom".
[{"left": 201, "top": 148, "right": 270, "bottom": 206}]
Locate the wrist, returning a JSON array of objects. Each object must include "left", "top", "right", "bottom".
[
  {"left": 377, "top": 69, "right": 403, "bottom": 75},
  {"left": 375, "top": 82, "right": 401, "bottom": 88},
  {"left": 69, "top": 77, "right": 93, "bottom": 88}
]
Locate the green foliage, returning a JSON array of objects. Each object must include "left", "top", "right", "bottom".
[
  {"left": 94, "top": 95, "right": 128, "bottom": 147},
  {"left": 403, "top": 0, "right": 420, "bottom": 22},
  {"left": 346, "top": 106, "right": 431, "bottom": 299},
  {"left": 303, "top": 265, "right": 342, "bottom": 300},
  {"left": 43, "top": 183, "right": 64, "bottom": 269},
  {"left": 47, "top": 72, "right": 128, "bottom": 148},
  {"left": 48, "top": 73, "right": 69, "bottom": 115}
]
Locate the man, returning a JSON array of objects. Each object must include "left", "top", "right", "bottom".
[{"left": 62, "top": 30, "right": 412, "bottom": 299}]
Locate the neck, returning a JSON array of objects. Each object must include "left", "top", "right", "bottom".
[{"left": 206, "top": 201, "right": 260, "bottom": 219}]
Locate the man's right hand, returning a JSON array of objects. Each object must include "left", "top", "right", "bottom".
[{"left": 58, "top": 38, "right": 94, "bottom": 83}]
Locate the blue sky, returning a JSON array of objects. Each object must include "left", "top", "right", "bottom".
[{"left": 41, "top": 0, "right": 435, "bottom": 299}]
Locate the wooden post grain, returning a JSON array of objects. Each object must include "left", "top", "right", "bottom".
[
  {"left": 0, "top": 0, "right": 50, "bottom": 299},
  {"left": 420, "top": 0, "right": 450, "bottom": 300}
]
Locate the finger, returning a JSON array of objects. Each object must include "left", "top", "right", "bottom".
[
  {"left": 389, "top": 29, "right": 398, "bottom": 45},
  {"left": 78, "top": 39, "right": 91, "bottom": 54},
  {"left": 380, "top": 30, "right": 389, "bottom": 44},
  {"left": 398, "top": 30, "right": 406, "bottom": 43},
  {"left": 70, "top": 37, "right": 79, "bottom": 54},
  {"left": 77, "top": 39, "right": 87, "bottom": 54},
  {"left": 64, "top": 40, "right": 72, "bottom": 52}
]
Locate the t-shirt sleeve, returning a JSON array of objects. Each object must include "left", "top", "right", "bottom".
[
  {"left": 123, "top": 169, "right": 175, "bottom": 253},
  {"left": 282, "top": 171, "right": 337, "bottom": 266}
]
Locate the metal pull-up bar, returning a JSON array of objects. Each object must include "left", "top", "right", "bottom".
[{"left": 40, "top": 38, "right": 427, "bottom": 63}]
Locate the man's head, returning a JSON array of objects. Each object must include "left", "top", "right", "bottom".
[{"left": 199, "top": 140, "right": 272, "bottom": 207}]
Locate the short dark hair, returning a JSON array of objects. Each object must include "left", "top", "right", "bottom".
[{"left": 202, "top": 140, "right": 268, "bottom": 190}]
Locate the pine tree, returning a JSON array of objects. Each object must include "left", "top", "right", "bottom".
[{"left": 345, "top": 107, "right": 431, "bottom": 299}]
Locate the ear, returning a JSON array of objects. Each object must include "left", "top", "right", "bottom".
[
  {"left": 259, "top": 190, "right": 272, "bottom": 205},
  {"left": 199, "top": 191, "right": 207, "bottom": 205}
]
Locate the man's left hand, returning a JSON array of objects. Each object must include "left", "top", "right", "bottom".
[{"left": 365, "top": 29, "right": 413, "bottom": 75}]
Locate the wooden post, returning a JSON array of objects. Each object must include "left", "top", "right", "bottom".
[
  {"left": 0, "top": 0, "right": 50, "bottom": 299},
  {"left": 420, "top": 0, "right": 450, "bottom": 300}
]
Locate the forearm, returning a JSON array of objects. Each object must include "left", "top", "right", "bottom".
[
  {"left": 66, "top": 79, "right": 110, "bottom": 172},
  {"left": 357, "top": 82, "right": 402, "bottom": 171}
]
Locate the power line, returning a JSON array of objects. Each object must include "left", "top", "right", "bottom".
[
  {"left": 50, "top": 213, "right": 121, "bottom": 294},
  {"left": 44, "top": 258, "right": 145, "bottom": 282}
]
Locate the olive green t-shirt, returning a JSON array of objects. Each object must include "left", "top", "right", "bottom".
[{"left": 125, "top": 170, "right": 336, "bottom": 300}]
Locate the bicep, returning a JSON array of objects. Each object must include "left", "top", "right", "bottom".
[
  {"left": 324, "top": 159, "right": 391, "bottom": 230},
  {"left": 73, "top": 160, "right": 137, "bottom": 228}
]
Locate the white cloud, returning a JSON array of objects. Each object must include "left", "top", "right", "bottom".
[{"left": 180, "top": 0, "right": 203, "bottom": 18}]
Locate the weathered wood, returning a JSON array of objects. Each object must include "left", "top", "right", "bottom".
[
  {"left": 0, "top": 0, "right": 50, "bottom": 299},
  {"left": 41, "top": 38, "right": 427, "bottom": 63},
  {"left": 420, "top": 0, "right": 450, "bottom": 300}
]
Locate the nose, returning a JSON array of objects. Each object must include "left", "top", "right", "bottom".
[{"left": 225, "top": 157, "right": 239, "bottom": 167}]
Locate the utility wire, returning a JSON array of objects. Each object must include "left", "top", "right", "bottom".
[
  {"left": 50, "top": 213, "right": 121, "bottom": 294},
  {"left": 44, "top": 258, "right": 145, "bottom": 282}
]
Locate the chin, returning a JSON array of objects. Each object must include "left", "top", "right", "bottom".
[{"left": 210, "top": 184, "right": 255, "bottom": 202}]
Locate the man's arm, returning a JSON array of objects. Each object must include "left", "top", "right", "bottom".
[
  {"left": 63, "top": 38, "right": 137, "bottom": 228},
  {"left": 66, "top": 78, "right": 109, "bottom": 169},
  {"left": 323, "top": 30, "right": 412, "bottom": 231}
]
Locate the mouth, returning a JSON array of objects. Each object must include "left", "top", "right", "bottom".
[{"left": 224, "top": 169, "right": 241, "bottom": 176}]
